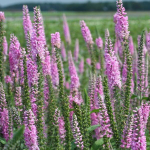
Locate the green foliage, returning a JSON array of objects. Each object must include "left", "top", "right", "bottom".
[
  {"left": 91, "top": 138, "right": 103, "bottom": 150},
  {"left": 87, "top": 124, "right": 100, "bottom": 133},
  {"left": 3, "top": 125, "right": 25, "bottom": 150},
  {"left": 0, "top": 20, "right": 5, "bottom": 84},
  {"left": 22, "top": 55, "right": 31, "bottom": 110},
  {"left": 36, "top": 55, "right": 45, "bottom": 149},
  {"left": 103, "top": 76, "right": 119, "bottom": 147}
]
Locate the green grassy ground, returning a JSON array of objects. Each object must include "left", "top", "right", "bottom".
[
  {"left": 4, "top": 11, "right": 150, "bottom": 89},
  {"left": 5, "top": 11, "right": 150, "bottom": 50}
]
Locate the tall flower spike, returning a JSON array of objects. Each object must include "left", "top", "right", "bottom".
[
  {"left": 61, "top": 42, "right": 66, "bottom": 61},
  {"left": 68, "top": 51, "right": 80, "bottom": 94},
  {"left": 95, "top": 37, "right": 103, "bottom": 49},
  {"left": 94, "top": 75, "right": 104, "bottom": 108},
  {"left": 42, "top": 51, "right": 52, "bottom": 110},
  {"left": 23, "top": 54, "right": 31, "bottom": 110},
  {"left": 79, "top": 58, "right": 84, "bottom": 74},
  {"left": 74, "top": 39, "right": 79, "bottom": 62},
  {"left": 51, "top": 48, "right": 59, "bottom": 89},
  {"left": 71, "top": 114, "right": 84, "bottom": 150},
  {"left": 80, "top": 20, "right": 93, "bottom": 47},
  {"left": 137, "top": 32, "right": 145, "bottom": 99},
  {"left": 51, "top": 32, "right": 61, "bottom": 49},
  {"left": 104, "top": 30, "right": 121, "bottom": 91},
  {"left": 93, "top": 76, "right": 112, "bottom": 141},
  {"left": 9, "top": 34, "right": 21, "bottom": 84},
  {"left": 120, "top": 115, "right": 133, "bottom": 149},
  {"left": 3, "top": 36, "right": 8, "bottom": 62},
  {"left": 131, "top": 107, "right": 147, "bottom": 150},
  {"left": 15, "top": 87, "right": 22, "bottom": 113},
  {"left": 19, "top": 48, "right": 25, "bottom": 86},
  {"left": 141, "top": 102, "right": 150, "bottom": 128},
  {"left": 129, "top": 36, "right": 134, "bottom": 55},
  {"left": 145, "top": 31, "right": 150, "bottom": 51},
  {"left": 103, "top": 76, "right": 119, "bottom": 147},
  {"left": 46, "top": 75, "right": 57, "bottom": 147},
  {"left": 26, "top": 55, "right": 38, "bottom": 116},
  {"left": 23, "top": 5, "right": 33, "bottom": 40},
  {"left": 80, "top": 21, "right": 95, "bottom": 73},
  {"left": 0, "top": 12, "right": 5, "bottom": 21},
  {"left": 63, "top": 14, "right": 71, "bottom": 45},
  {"left": 114, "top": 0, "right": 129, "bottom": 42},
  {"left": 144, "top": 52, "right": 148, "bottom": 97},
  {"left": 59, "top": 116, "right": 66, "bottom": 145},
  {"left": 36, "top": 55, "right": 45, "bottom": 149},
  {"left": 51, "top": 32, "right": 71, "bottom": 150},
  {"left": 31, "top": 6, "right": 46, "bottom": 61},
  {"left": 0, "top": 12, "right": 5, "bottom": 83},
  {"left": 0, "top": 82, "right": 10, "bottom": 141},
  {"left": 24, "top": 109, "right": 39, "bottom": 150},
  {"left": 97, "top": 95, "right": 112, "bottom": 147}
]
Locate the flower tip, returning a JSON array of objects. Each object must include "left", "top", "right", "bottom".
[{"left": 0, "top": 12, "right": 5, "bottom": 21}]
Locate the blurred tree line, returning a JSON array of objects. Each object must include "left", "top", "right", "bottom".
[{"left": 1, "top": 1, "right": 150, "bottom": 11}]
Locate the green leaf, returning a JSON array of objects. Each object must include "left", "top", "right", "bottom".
[
  {"left": 69, "top": 109, "right": 75, "bottom": 112},
  {"left": 147, "top": 142, "right": 150, "bottom": 146},
  {"left": 87, "top": 124, "right": 100, "bottom": 133},
  {"left": 3, "top": 125, "right": 25, "bottom": 150},
  {"left": 90, "top": 109, "right": 100, "bottom": 114},
  {"left": 91, "top": 138, "right": 104, "bottom": 150},
  {"left": 131, "top": 94, "right": 137, "bottom": 99},
  {"left": 142, "top": 97, "right": 149, "bottom": 101},
  {"left": 11, "top": 125, "right": 25, "bottom": 143},
  {"left": 0, "top": 137, "right": 6, "bottom": 144},
  {"left": 71, "top": 139, "right": 76, "bottom": 150},
  {"left": 84, "top": 88, "right": 88, "bottom": 105}
]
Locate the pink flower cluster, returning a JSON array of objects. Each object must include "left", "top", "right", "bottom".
[
  {"left": 0, "top": 12, "right": 5, "bottom": 21},
  {"left": 80, "top": 20, "right": 93, "bottom": 46},
  {"left": 51, "top": 32, "right": 61, "bottom": 49},
  {"left": 59, "top": 116, "right": 66, "bottom": 145},
  {"left": 31, "top": 6, "right": 46, "bottom": 61},
  {"left": 23, "top": 5, "right": 33, "bottom": 40},
  {"left": 3, "top": 36, "right": 8, "bottom": 62},
  {"left": 95, "top": 37, "right": 103, "bottom": 49},
  {"left": 0, "top": 83, "right": 10, "bottom": 141},
  {"left": 71, "top": 114, "right": 84, "bottom": 150},
  {"left": 63, "top": 14, "right": 71, "bottom": 45},
  {"left": 9, "top": 34, "right": 21, "bottom": 81},
  {"left": 114, "top": 0, "right": 129, "bottom": 42},
  {"left": 74, "top": 39, "right": 79, "bottom": 62},
  {"left": 131, "top": 106, "right": 146, "bottom": 150},
  {"left": 68, "top": 51, "right": 80, "bottom": 93},
  {"left": 120, "top": 116, "right": 133, "bottom": 149},
  {"left": 79, "top": 58, "right": 84, "bottom": 74},
  {"left": 24, "top": 109, "right": 39, "bottom": 150},
  {"left": 15, "top": 87, "right": 23, "bottom": 112},
  {"left": 51, "top": 48, "right": 59, "bottom": 88},
  {"left": 105, "top": 31, "right": 121, "bottom": 90},
  {"left": 61, "top": 42, "right": 66, "bottom": 61}
]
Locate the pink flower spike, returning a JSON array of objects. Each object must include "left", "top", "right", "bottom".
[
  {"left": 23, "top": 5, "right": 33, "bottom": 40},
  {"left": 51, "top": 32, "right": 61, "bottom": 49},
  {"left": 0, "top": 12, "right": 5, "bottom": 21},
  {"left": 95, "top": 37, "right": 103, "bottom": 49},
  {"left": 3, "top": 36, "right": 8, "bottom": 62},
  {"left": 63, "top": 14, "right": 71, "bottom": 45},
  {"left": 61, "top": 42, "right": 66, "bottom": 61},
  {"left": 114, "top": 0, "right": 129, "bottom": 42},
  {"left": 74, "top": 39, "right": 79, "bottom": 62},
  {"left": 24, "top": 109, "right": 39, "bottom": 150},
  {"left": 80, "top": 20, "right": 93, "bottom": 46},
  {"left": 79, "top": 58, "right": 84, "bottom": 74}
]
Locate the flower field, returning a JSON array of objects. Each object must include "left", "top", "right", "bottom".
[{"left": 0, "top": 0, "right": 150, "bottom": 150}]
